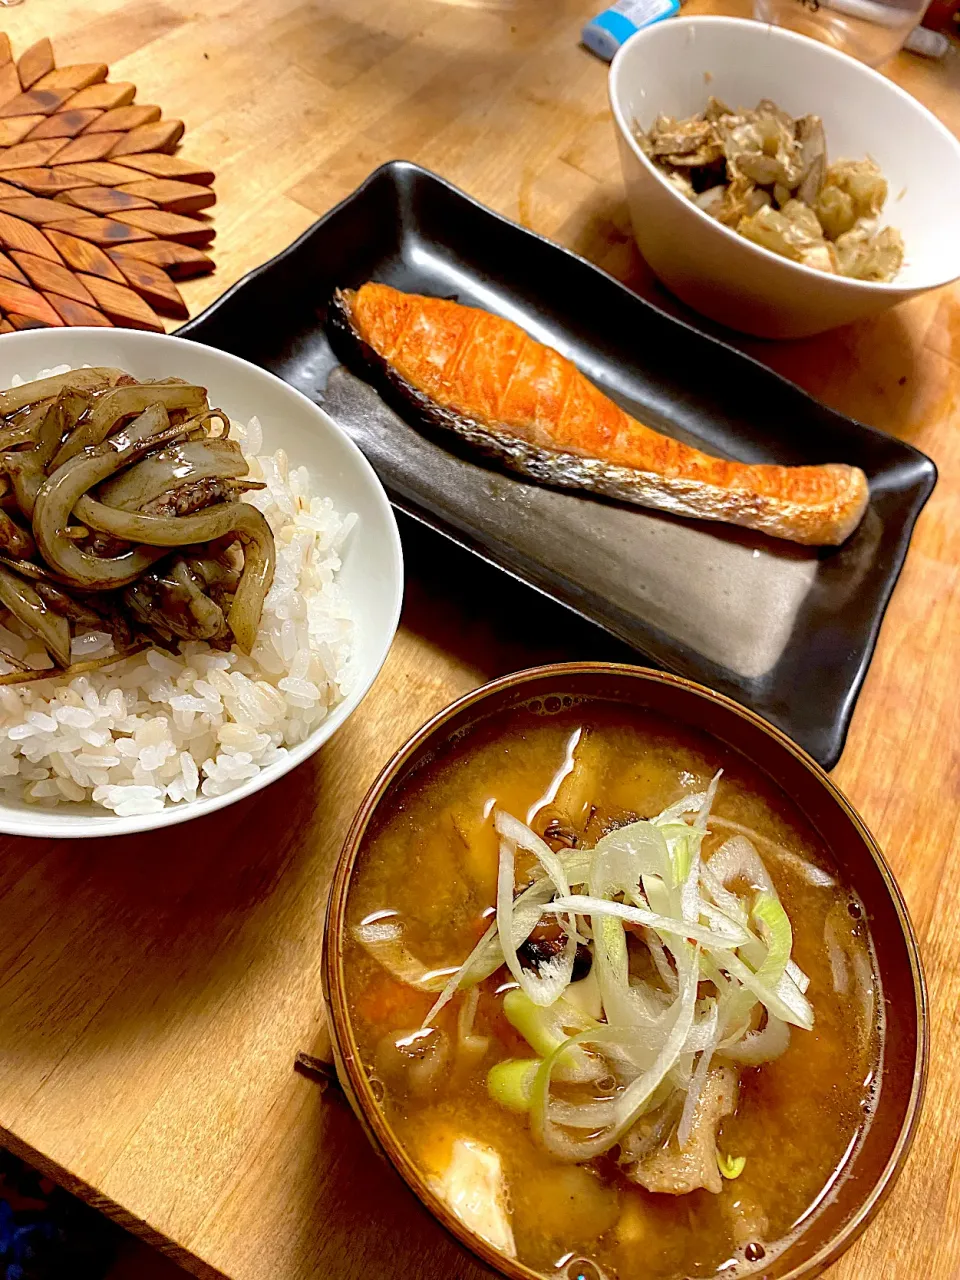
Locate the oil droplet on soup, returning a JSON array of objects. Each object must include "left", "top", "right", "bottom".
[{"left": 343, "top": 701, "right": 882, "bottom": 1280}]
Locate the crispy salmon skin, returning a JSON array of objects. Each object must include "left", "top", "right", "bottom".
[{"left": 330, "top": 283, "right": 868, "bottom": 546}]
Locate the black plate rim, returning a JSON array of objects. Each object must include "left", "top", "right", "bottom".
[{"left": 179, "top": 159, "right": 938, "bottom": 769}]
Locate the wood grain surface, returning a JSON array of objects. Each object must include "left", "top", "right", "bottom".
[
  {"left": 0, "top": 32, "right": 212, "bottom": 331},
  {"left": 0, "top": 2, "right": 957, "bottom": 1280}
]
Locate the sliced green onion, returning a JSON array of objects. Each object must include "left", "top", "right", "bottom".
[
  {"left": 671, "top": 830, "right": 694, "bottom": 889},
  {"left": 699, "top": 900, "right": 746, "bottom": 937},
  {"left": 649, "top": 770, "right": 720, "bottom": 833},
  {"left": 651, "top": 821, "right": 696, "bottom": 845},
  {"left": 591, "top": 911, "right": 664, "bottom": 1032},
  {"left": 487, "top": 1059, "right": 540, "bottom": 1113},
  {"left": 589, "top": 827, "right": 677, "bottom": 1033},
  {"left": 559, "top": 845, "right": 593, "bottom": 885},
  {"left": 700, "top": 859, "right": 749, "bottom": 926},
  {"left": 503, "top": 988, "right": 603, "bottom": 1082},
  {"left": 717, "top": 1151, "right": 746, "bottom": 1179},
  {"left": 591, "top": 820, "right": 672, "bottom": 889},
  {"left": 652, "top": 793, "right": 708, "bottom": 824},
  {"left": 677, "top": 998, "right": 719, "bottom": 1149},
  {"left": 706, "top": 815, "right": 837, "bottom": 888},
  {"left": 640, "top": 873, "right": 672, "bottom": 917},
  {"left": 530, "top": 943, "right": 700, "bottom": 1162},
  {"left": 495, "top": 809, "right": 571, "bottom": 896},
  {"left": 639, "top": 919, "right": 680, "bottom": 996},
  {"left": 715, "top": 891, "right": 802, "bottom": 1033},
  {"left": 715, "top": 949, "right": 814, "bottom": 1030},
  {"left": 720, "top": 1013, "right": 790, "bottom": 1064},
  {"left": 497, "top": 829, "right": 576, "bottom": 1007},
  {"left": 786, "top": 957, "right": 810, "bottom": 994},
  {"left": 417, "top": 786, "right": 816, "bottom": 1170},
  {"left": 457, "top": 985, "right": 490, "bottom": 1062},
  {"left": 420, "top": 874, "right": 556, "bottom": 1030},
  {"left": 694, "top": 770, "right": 722, "bottom": 830},
  {"left": 708, "top": 836, "right": 775, "bottom": 895},
  {"left": 544, "top": 895, "right": 750, "bottom": 950},
  {"left": 753, "top": 892, "right": 793, "bottom": 979}
]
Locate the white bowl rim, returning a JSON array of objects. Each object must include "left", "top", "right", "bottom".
[
  {"left": 609, "top": 14, "right": 960, "bottom": 295},
  {"left": 0, "top": 327, "right": 404, "bottom": 839}
]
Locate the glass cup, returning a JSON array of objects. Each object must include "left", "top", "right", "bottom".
[{"left": 753, "top": 0, "right": 932, "bottom": 65}]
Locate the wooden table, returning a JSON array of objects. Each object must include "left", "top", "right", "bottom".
[{"left": 0, "top": 1, "right": 956, "bottom": 1278}]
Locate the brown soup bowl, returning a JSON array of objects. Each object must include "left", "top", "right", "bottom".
[{"left": 323, "top": 663, "right": 927, "bottom": 1280}]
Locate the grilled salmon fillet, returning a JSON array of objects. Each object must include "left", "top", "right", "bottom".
[{"left": 331, "top": 283, "right": 869, "bottom": 546}]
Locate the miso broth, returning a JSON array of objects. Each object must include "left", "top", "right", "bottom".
[{"left": 343, "top": 700, "right": 882, "bottom": 1280}]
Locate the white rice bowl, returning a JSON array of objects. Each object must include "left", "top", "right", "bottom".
[{"left": 0, "top": 362, "right": 364, "bottom": 820}]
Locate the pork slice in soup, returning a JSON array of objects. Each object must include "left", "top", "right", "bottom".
[{"left": 344, "top": 702, "right": 881, "bottom": 1280}]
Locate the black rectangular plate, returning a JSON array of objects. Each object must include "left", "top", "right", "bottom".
[{"left": 180, "top": 161, "right": 936, "bottom": 770}]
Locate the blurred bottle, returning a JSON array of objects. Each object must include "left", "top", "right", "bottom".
[{"left": 753, "top": 0, "right": 933, "bottom": 64}]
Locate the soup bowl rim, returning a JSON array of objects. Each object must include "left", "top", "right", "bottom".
[{"left": 323, "top": 661, "right": 928, "bottom": 1280}]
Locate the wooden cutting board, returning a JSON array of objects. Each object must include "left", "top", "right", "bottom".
[{"left": 0, "top": 34, "right": 215, "bottom": 333}]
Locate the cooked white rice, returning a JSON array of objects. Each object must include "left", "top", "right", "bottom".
[{"left": 0, "top": 365, "right": 357, "bottom": 816}]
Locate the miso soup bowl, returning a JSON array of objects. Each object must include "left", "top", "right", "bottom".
[
  {"left": 609, "top": 16, "right": 960, "bottom": 337},
  {"left": 323, "top": 664, "right": 927, "bottom": 1280}
]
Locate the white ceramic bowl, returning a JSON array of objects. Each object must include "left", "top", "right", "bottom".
[
  {"left": 609, "top": 16, "right": 960, "bottom": 337},
  {"left": 0, "top": 328, "right": 403, "bottom": 838}
]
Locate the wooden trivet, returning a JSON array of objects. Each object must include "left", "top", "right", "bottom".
[{"left": 0, "top": 34, "right": 216, "bottom": 333}]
